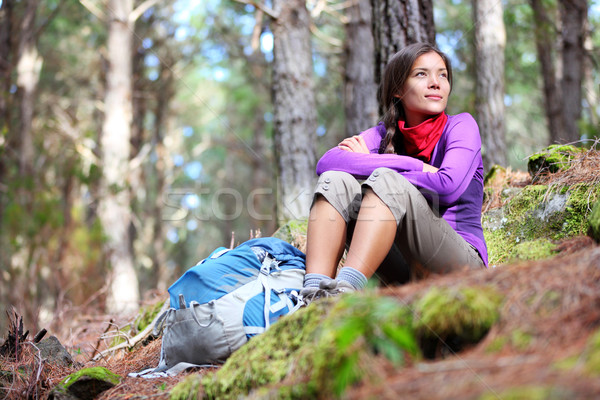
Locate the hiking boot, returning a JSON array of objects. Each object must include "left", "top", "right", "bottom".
[{"left": 300, "top": 279, "right": 356, "bottom": 306}]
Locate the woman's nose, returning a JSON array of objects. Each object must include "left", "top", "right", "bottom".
[{"left": 429, "top": 75, "right": 440, "bottom": 89}]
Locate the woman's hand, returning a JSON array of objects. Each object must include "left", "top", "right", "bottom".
[
  {"left": 338, "top": 135, "right": 369, "bottom": 154},
  {"left": 422, "top": 163, "right": 439, "bottom": 173}
]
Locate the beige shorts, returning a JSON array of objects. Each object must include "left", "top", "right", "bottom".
[{"left": 312, "top": 168, "right": 484, "bottom": 283}]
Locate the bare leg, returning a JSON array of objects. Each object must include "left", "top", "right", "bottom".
[
  {"left": 344, "top": 189, "right": 396, "bottom": 279},
  {"left": 305, "top": 195, "right": 347, "bottom": 277}
]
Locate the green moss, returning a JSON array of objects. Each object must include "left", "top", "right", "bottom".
[
  {"left": 486, "top": 328, "right": 533, "bottom": 353},
  {"left": 108, "top": 299, "right": 166, "bottom": 348},
  {"left": 306, "top": 294, "right": 418, "bottom": 397},
  {"left": 584, "top": 329, "right": 600, "bottom": 375},
  {"left": 553, "top": 354, "right": 578, "bottom": 371},
  {"left": 510, "top": 329, "right": 533, "bottom": 350},
  {"left": 58, "top": 367, "right": 121, "bottom": 390},
  {"left": 485, "top": 336, "right": 508, "bottom": 353},
  {"left": 561, "top": 184, "right": 600, "bottom": 239},
  {"left": 484, "top": 164, "right": 506, "bottom": 186},
  {"left": 135, "top": 299, "right": 166, "bottom": 332},
  {"left": 511, "top": 239, "right": 557, "bottom": 261},
  {"left": 554, "top": 328, "right": 600, "bottom": 375},
  {"left": 478, "top": 385, "right": 574, "bottom": 400},
  {"left": 170, "top": 374, "right": 203, "bottom": 400},
  {"left": 483, "top": 183, "right": 599, "bottom": 265},
  {"left": 202, "top": 299, "right": 330, "bottom": 400},
  {"left": 413, "top": 286, "right": 503, "bottom": 341},
  {"left": 483, "top": 229, "right": 511, "bottom": 266},
  {"left": 202, "top": 292, "right": 419, "bottom": 400},
  {"left": 527, "top": 144, "right": 583, "bottom": 177},
  {"left": 587, "top": 200, "right": 600, "bottom": 242}
]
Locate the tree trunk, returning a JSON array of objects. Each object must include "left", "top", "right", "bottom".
[
  {"left": 151, "top": 63, "right": 172, "bottom": 292},
  {"left": 99, "top": 0, "right": 139, "bottom": 314},
  {"left": 582, "top": 19, "right": 598, "bottom": 131},
  {"left": 271, "top": 0, "right": 317, "bottom": 223},
  {"left": 0, "top": 0, "right": 13, "bottom": 137},
  {"left": 371, "top": 0, "right": 435, "bottom": 87},
  {"left": 559, "top": 0, "right": 587, "bottom": 143},
  {"left": 15, "top": 0, "right": 40, "bottom": 180},
  {"left": 0, "top": 0, "right": 15, "bottom": 287},
  {"left": 344, "top": 0, "right": 378, "bottom": 138},
  {"left": 530, "top": 0, "right": 564, "bottom": 144},
  {"left": 473, "top": 0, "right": 506, "bottom": 170}
]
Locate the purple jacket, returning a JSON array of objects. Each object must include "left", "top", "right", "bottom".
[{"left": 316, "top": 113, "right": 488, "bottom": 266}]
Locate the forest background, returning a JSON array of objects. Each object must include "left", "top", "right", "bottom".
[{"left": 0, "top": 0, "right": 598, "bottom": 336}]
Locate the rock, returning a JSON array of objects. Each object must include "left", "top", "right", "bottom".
[
  {"left": 527, "top": 144, "right": 583, "bottom": 178},
  {"left": 37, "top": 336, "right": 75, "bottom": 367},
  {"left": 48, "top": 367, "right": 121, "bottom": 400}
]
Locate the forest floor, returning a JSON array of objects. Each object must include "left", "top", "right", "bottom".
[{"left": 2, "top": 165, "right": 600, "bottom": 399}]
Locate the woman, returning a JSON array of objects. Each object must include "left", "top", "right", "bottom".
[{"left": 301, "top": 42, "right": 488, "bottom": 302}]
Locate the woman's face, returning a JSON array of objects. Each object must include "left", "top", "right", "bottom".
[{"left": 398, "top": 51, "right": 450, "bottom": 127}]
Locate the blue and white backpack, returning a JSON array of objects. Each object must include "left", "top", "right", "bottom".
[{"left": 151, "top": 237, "right": 306, "bottom": 374}]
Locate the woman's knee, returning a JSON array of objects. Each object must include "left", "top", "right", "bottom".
[
  {"left": 313, "top": 171, "right": 362, "bottom": 221},
  {"left": 369, "top": 167, "right": 413, "bottom": 190}
]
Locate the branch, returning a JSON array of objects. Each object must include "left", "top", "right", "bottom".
[
  {"left": 129, "top": 0, "right": 160, "bottom": 24},
  {"left": 34, "top": 0, "right": 66, "bottom": 42},
  {"left": 310, "top": 23, "right": 343, "bottom": 47},
  {"left": 79, "top": 0, "right": 106, "bottom": 21},
  {"left": 51, "top": 104, "right": 99, "bottom": 165},
  {"left": 234, "top": 0, "right": 278, "bottom": 20},
  {"left": 92, "top": 299, "right": 169, "bottom": 361}
]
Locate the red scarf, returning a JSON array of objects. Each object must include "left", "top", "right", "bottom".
[{"left": 398, "top": 112, "right": 448, "bottom": 162}]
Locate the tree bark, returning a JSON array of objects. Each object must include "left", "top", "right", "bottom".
[
  {"left": 371, "top": 0, "right": 435, "bottom": 88},
  {"left": 530, "top": 0, "right": 565, "bottom": 144},
  {"left": 0, "top": 0, "right": 13, "bottom": 137},
  {"left": 99, "top": 0, "right": 139, "bottom": 314},
  {"left": 151, "top": 62, "right": 172, "bottom": 292},
  {"left": 559, "top": 0, "right": 587, "bottom": 143},
  {"left": 582, "top": 18, "right": 598, "bottom": 130},
  {"left": 344, "top": 0, "right": 378, "bottom": 138},
  {"left": 473, "top": 0, "right": 506, "bottom": 170},
  {"left": 15, "top": 0, "right": 40, "bottom": 180},
  {"left": 271, "top": 0, "right": 317, "bottom": 223},
  {"left": 0, "top": 0, "right": 15, "bottom": 280}
]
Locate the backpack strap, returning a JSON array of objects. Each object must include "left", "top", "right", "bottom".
[{"left": 258, "top": 253, "right": 280, "bottom": 330}]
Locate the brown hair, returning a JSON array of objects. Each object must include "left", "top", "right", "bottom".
[{"left": 377, "top": 43, "right": 453, "bottom": 154}]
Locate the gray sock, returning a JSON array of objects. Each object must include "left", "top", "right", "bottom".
[
  {"left": 337, "top": 267, "right": 368, "bottom": 290},
  {"left": 303, "top": 273, "right": 330, "bottom": 288}
]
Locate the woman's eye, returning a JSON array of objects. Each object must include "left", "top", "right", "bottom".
[{"left": 415, "top": 72, "right": 425, "bottom": 77}]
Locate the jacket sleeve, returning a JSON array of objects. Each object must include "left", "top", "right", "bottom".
[{"left": 316, "top": 125, "right": 424, "bottom": 179}]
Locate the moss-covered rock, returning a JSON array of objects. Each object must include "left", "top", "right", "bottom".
[
  {"left": 199, "top": 292, "right": 419, "bottom": 400},
  {"left": 483, "top": 183, "right": 599, "bottom": 265},
  {"left": 49, "top": 367, "right": 121, "bottom": 400},
  {"left": 170, "top": 374, "right": 203, "bottom": 400},
  {"left": 527, "top": 144, "right": 583, "bottom": 177},
  {"left": 413, "top": 286, "right": 503, "bottom": 341},
  {"left": 511, "top": 238, "right": 558, "bottom": 261},
  {"left": 194, "top": 286, "right": 505, "bottom": 399}
]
